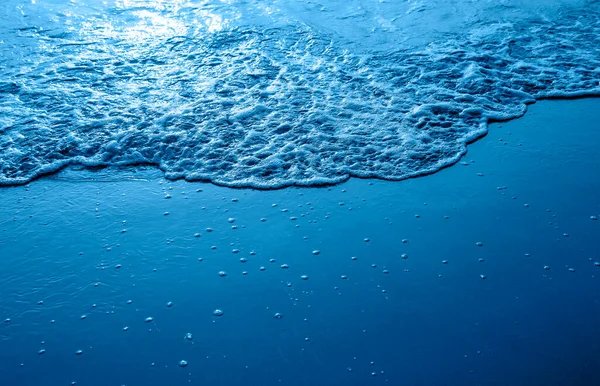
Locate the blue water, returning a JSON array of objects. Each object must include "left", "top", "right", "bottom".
[
  {"left": 1, "top": 0, "right": 600, "bottom": 187},
  {"left": 1, "top": 98, "right": 600, "bottom": 385},
  {"left": 2, "top": 1, "right": 600, "bottom": 385}
]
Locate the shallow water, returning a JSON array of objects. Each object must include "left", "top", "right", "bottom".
[
  {"left": 1, "top": 0, "right": 600, "bottom": 187},
  {"left": 1, "top": 99, "right": 599, "bottom": 385}
]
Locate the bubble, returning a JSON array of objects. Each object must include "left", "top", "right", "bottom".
[
  {"left": 480, "top": 274, "right": 487, "bottom": 279},
  {"left": 219, "top": 271, "right": 227, "bottom": 277},
  {"left": 301, "top": 275, "right": 309, "bottom": 280},
  {"left": 228, "top": 218, "right": 235, "bottom": 223},
  {"left": 194, "top": 233, "right": 201, "bottom": 238},
  {"left": 364, "top": 238, "right": 370, "bottom": 242},
  {"left": 312, "top": 250, "right": 320, "bottom": 255},
  {"left": 240, "top": 257, "right": 247, "bottom": 263},
  {"left": 213, "top": 309, "right": 224, "bottom": 317},
  {"left": 259, "top": 266, "right": 266, "bottom": 271},
  {"left": 568, "top": 267, "right": 575, "bottom": 272},
  {"left": 401, "top": 254, "right": 408, "bottom": 260},
  {"left": 164, "top": 194, "right": 171, "bottom": 199},
  {"left": 145, "top": 317, "right": 154, "bottom": 323},
  {"left": 166, "top": 301, "right": 173, "bottom": 307},
  {"left": 123, "top": 326, "right": 129, "bottom": 331},
  {"left": 75, "top": 350, "right": 83, "bottom": 355},
  {"left": 274, "top": 313, "right": 283, "bottom": 319},
  {"left": 206, "top": 228, "right": 213, "bottom": 232},
  {"left": 269, "top": 258, "right": 276, "bottom": 263},
  {"left": 544, "top": 265, "right": 551, "bottom": 270},
  {"left": 38, "top": 349, "right": 46, "bottom": 355},
  {"left": 442, "top": 260, "right": 448, "bottom": 264},
  {"left": 184, "top": 333, "right": 193, "bottom": 340},
  {"left": 591, "top": 216, "right": 598, "bottom": 221},
  {"left": 281, "top": 264, "right": 289, "bottom": 269},
  {"left": 475, "top": 242, "right": 483, "bottom": 247},
  {"left": 595, "top": 262, "right": 600, "bottom": 267},
  {"left": 179, "top": 360, "right": 188, "bottom": 368},
  {"left": 341, "top": 275, "right": 348, "bottom": 280},
  {"left": 351, "top": 256, "right": 358, "bottom": 260}
]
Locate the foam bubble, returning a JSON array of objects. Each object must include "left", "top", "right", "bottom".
[{"left": 1, "top": 4, "right": 599, "bottom": 188}]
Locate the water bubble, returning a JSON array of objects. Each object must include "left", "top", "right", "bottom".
[
  {"left": 301, "top": 275, "right": 309, "bottom": 280},
  {"left": 219, "top": 271, "right": 227, "bottom": 277},
  {"left": 179, "top": 360, "right": 188, "bottom": 368},
  {"left": 228, "top": 218, "right": 235, "bottom": 223},
  {"left": 145, "top": 317, "right": 154, "bottom": 323},
  {"left": 591, "top": 216, "right": 598, "bottom": 221},
  {"left": 442, "top": 260, "right": 448, "bottom": 264},
  {"left": 281, "top": 264, "right": 289, "bottom": 269},
  {"left": 194, "top": 233, "right": 201, "bottom": 238},
  {"left": 269, "top": 258, "right": 276, "bottom": 263},
  {"left": 166, "top": 301, "right": 173, "bottom": 308},
  {"left": 475, "top": 242, "right": 483, "bottom": 247},
  {"left": 213, "top": 309, "right": 224, "bottom": 317},
  {"left": 543, "top": 265, "right": 551, "bottom": 270},
  {"left": 341, "top": 275, "right": 348, "bottom": 280},
  {"left": 364, "top": 238, "right": 370, "bottom": 242},
  {"left": 259, "top": 266, "right": 266, "bottom": 271},
  {"left": 206, "top": 228, "right": 213, "bottom": 232},
  {"left": 75, "top": 350, "right": 83, "bottom": 355},
  {"left": 184, "top": 333, "right": 193, "bottom": 340},
  {"left": 274, "top": 313, "right": 283, "bottom": 319},
  {"left": 351, "top": 256, "right": 358, "bottom": 261},
  {"left": 595, "top": 262, "right": 600, "bottom": 267},
  {"left": 123, "top": 326, "right": 129, "bottom": 331},
  {"left": 568, "top": 267, "right": 575, "bottom": 272},
  {"left": 240, "top": 257, "right": 247, "bottom": 263},
  {"left": 401, "top": 254, "right": 408, "bottom": 260},
  {"left": 312, "top": 250, "right": 320, "bottom": 255},
  {"left": 38, "top": 349, "right": 45, "bottom": 355},
  {"left": 480, "top": 274, "right": 487, "bottom": 280},
  {"left": 232, "top": 249, "right": 240, "bottom": 254}
]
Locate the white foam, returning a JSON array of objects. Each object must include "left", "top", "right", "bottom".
[{"left": 1, "top": 2, "right": 599, "bottom": 188}]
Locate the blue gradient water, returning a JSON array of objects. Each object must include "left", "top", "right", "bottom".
[{"left": 2, "top": 1, "right": 600, "bottom": 386}]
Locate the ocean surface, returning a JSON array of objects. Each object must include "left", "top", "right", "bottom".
[
  {"left": 1, "top": 0, "right": 600, "bottom": 187},
  {"left": 1, "top": 1, "right": 600, "bottom": 386}
]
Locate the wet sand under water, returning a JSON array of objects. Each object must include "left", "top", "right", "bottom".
[{"left": 1, "top": 98, "right": 599, "bottom": 386}]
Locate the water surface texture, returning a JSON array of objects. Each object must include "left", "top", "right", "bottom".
[{"left": 1, "top": 0, "right": 599, "bottom": 187}]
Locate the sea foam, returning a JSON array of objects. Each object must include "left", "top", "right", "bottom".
[{"left": 0, "top": 2, "right": 599, "bottom": 188}]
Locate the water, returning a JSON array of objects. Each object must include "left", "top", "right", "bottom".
[
  {"left": 1, "top": 0, "right": 599, "bottom": 187},
  {"left": 2, "top": 1, "right": 600, "bottom": 385}
]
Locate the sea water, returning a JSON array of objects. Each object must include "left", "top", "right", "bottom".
[
  {"left": 1, "top": 0, "right": 599, "bottom": 188},
  {"left": 1, "top": 1, "right": 600, "bottom": 386}
]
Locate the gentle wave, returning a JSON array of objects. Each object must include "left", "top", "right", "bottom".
[{"left": 1, "top": 3, "right": 599, "bottom": 188}]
